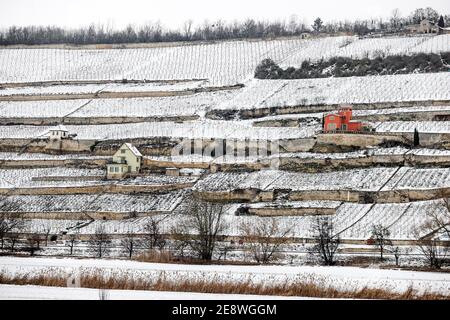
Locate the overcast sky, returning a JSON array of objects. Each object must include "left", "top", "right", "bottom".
[{"left": 1, "top": 0, "right": 449, "bottom": 30}]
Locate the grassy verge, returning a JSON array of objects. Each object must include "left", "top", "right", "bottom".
[{"left": 0, "top": 270, "right": 448, "bottom": 300}]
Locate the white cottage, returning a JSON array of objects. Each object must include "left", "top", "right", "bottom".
[
  {"left": 48, "top": 125, "right": 70, "bottom": 140},
  {"left": 107, "top": 143, "right": 143, "bottom": 179}
]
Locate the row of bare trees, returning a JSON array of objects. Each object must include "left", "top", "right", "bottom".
[
  {"left": 0, "top": 7, "right": 447, "bottom": 45},
  {"left": 2, "top": 196, "right": 449, "bottom": 268},
  {"left": 0, "top": 211, "right": 55, "bottom": 256}
]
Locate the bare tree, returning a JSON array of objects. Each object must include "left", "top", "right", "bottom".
[
  {"left": 0, "top": 210, "right": 24, "bottom": 250},
  {"left": 67, "top": 233, "right": 77, "bottom": 256},
  {"left": 389, "top": 246, "right": 411, "bottom": 267},
  {"left": 422, "top": 196, "right": 450, "bottom": 239},
  {"left": 120, "top": 231, "right": 138, "bottom": 259},
  {"left": 416, "top": 239, "right": 448, "bottom": 269},
  {"left": 370, "top": 224, "right": 392, "bottom": 261},
  {"left": 25, "top": 233, "right": 42, "bottom": 256},
  {"left": 40, "top": 222, "right": 52, "bottom": 247},
  {"left": 142, "top": 216, "right": 166, "bottom": 250},
  {"left": 177, "top": 198, "right": 227, "bottom": 261},
  {"left": 183, "top": 20, "right": 194, "bottom": 40},
  {"left": 308, "top": 216, "right": 340, "bottom": 266},
  {"left": 88, "top": 225, "right": 111, "bottom": 258},
  {"left": 170, "top": 225, "right": 191, "bottom": 258},
  {"left": 7, "top": 232, "right": 20, "bottom": 252},
  {"left": 240, "top": 217, "right": 291, "bottom": 264},
  {"left": 414, "top": 196, "right": 450, "bottom": 268},
  {"left": 390, "top": 8, "right": 402, "bottom": 30}
]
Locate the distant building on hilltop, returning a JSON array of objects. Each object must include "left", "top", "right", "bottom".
[
  {"left": 406, "top": 19, "right": 440, "bottom": 34},
  {"left": 107, "top": 143, "right": 143, "bottom": 179},
  {"left": 419, "top": 19, "right": 438, "bottom": 33},
  {"left": 323, "top": 107, "right": 372, "bottom": 132}
]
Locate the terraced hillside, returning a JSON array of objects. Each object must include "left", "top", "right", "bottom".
[{"left": 0, "top": 33, "right": 449, "bottom": 263}]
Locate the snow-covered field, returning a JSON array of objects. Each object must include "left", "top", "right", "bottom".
[
  {"left": 216, "top": 73, "right": 450, "bottom": 110},
  {"left": 0, "top": 167, "right": 104, "bottom": 188},
  {"left": 0, "top": 191, "right": 187, "bottom": 214},
  {"left": 0, "top": 168, "right": 196, "bottom": 189},
  {"left": 193, "top": 167, "right": 450, "bottom": 193},
  {"left": 0, "top": 152, "right": 110, "bottom": 161},
  {"left": 0, "top": 120, "right": 319, "bottom": 140},
  {"left": 8, "top": 197, "right": 446, "bottom": 241},
  {"left": 67, "top": 91, "right": 236, "bottom": 118},
  {"left": 0, "top": 91, "right": 236, "bottom": 120},
  {"left": 374, "top": 121, "right": 450, "bottom": 134},
  {"left": 1, "top": 257, "right": 449, "bottom": 295},
  {"left": 0, "top": 35, "right": 448, "bottom": 85},
  {"left": 0, "top": 80, "right": 207, "bottom": 97}
]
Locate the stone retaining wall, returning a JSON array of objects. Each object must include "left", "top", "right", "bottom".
[{"left": 0, "top": 182, "right": 194, "bottom": 195}]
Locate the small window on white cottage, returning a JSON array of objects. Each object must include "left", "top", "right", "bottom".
[{"left": 121, "top": 149, "right": 126, "bottom": 154}]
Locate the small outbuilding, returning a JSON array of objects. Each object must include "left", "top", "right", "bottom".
[
  {"left": 107, "top": 143, "right": 143, "bottom": 179},
  {"left": 48, "top": 125, "right": 70, "bottom": 140}
]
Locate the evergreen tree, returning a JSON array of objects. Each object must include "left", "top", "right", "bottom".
[
  {"left": 413, "top": 128, "right": 420, "bottom": 147},
  {"left": 254, "top": 58, "right": 282, "bottom": 79},
  {"left": 312, "top": 17, "right": 324, "bottom": 33},
  {"left": 438, "top": 15, "right": 445, "bottom": 28}
]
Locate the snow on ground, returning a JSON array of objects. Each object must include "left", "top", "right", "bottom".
[
  {"left": 194, "top": 167, "right": 402, "bottom": 192},
  {"left": 0, "top": 168, "right": 196, "bottom": 189},
  {"left": 0, "top": 152, "right": 110, "bottom": 161},
  {"left": 374, "top": 121, "right": 450, "bottom": 134},
  {"left": 0, "top": 99, "right": 89, "bottom": 118},
  {"left": 353, "top": 105, "right": 450, "bottom": 117},
  {"left": 194, "top": 166, "right": 450, "bottom": 193},
  {"left": 0, "top": 120, "right": 320, "bottom": 140},
  {"left": 67, "top": 90, "right": 236, "bottom": 118},
  {"left": 0, "top": 190, "right": 187, "bottom": 214},
  {"left": 2, "top": 196, "right": 445, "bottom": 241},
  {"left": 0, "top": 81, "right": 208, "bottom": 97},
  {"left": 0, "top": 39, "right": 305, "bottom": 85},
  {"left": 216, "top": 73, "right": 450, "bottom": 111},
  {"left": 280, "top": 34, "right": 450, "bottom": 67},
  {"left": 0, "top": 167, "right": 104, "bottom": 188},
  {"left": 0, "top": 284, "right": 305, "bottom": 300},
  {"left": 1, "top": 257, "right": 449, "bottom": 295},
  {"left": 1, "top": 35, "right": 448, "bottom": 86}
]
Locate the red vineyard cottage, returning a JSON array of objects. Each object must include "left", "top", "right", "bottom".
[{"left": 323, "top": 107, "right": 372, "bottom": 132}]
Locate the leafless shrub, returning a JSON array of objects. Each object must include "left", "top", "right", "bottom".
[
  {"left": 370, "top": 224, "right": 392, "bottom": 261},
  {"left": 88, "top": 225, "right": 111, "bottom": 258},
  {"left": 25, "top": 233, "right": 42, "bottom": 256},
  {"left": 416, "top": 239, "right": 448, "bottom": 269},
  {"left": 66, "top": 232, "right": 78, "bottom": 256},
  {"left": 120, "top": 231, "right": 138, "bottom": 259},
  {"left": 415, "top": 197, "right": 450, "bottom": 269},
  {"left": 308, "top": 216, "right": 340, "bottom": 266},
  {"left": 142, "top": 216, "right": 166, "bottom": 250},
  {"left": 0, "top": 208, "right": 24, "bottom": 250},
  {"left": 240, "top": 217, "right": 291, "bottom": 264},
  {"left": 175, "top": 198, "right": 227, "bottom": 261}
]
